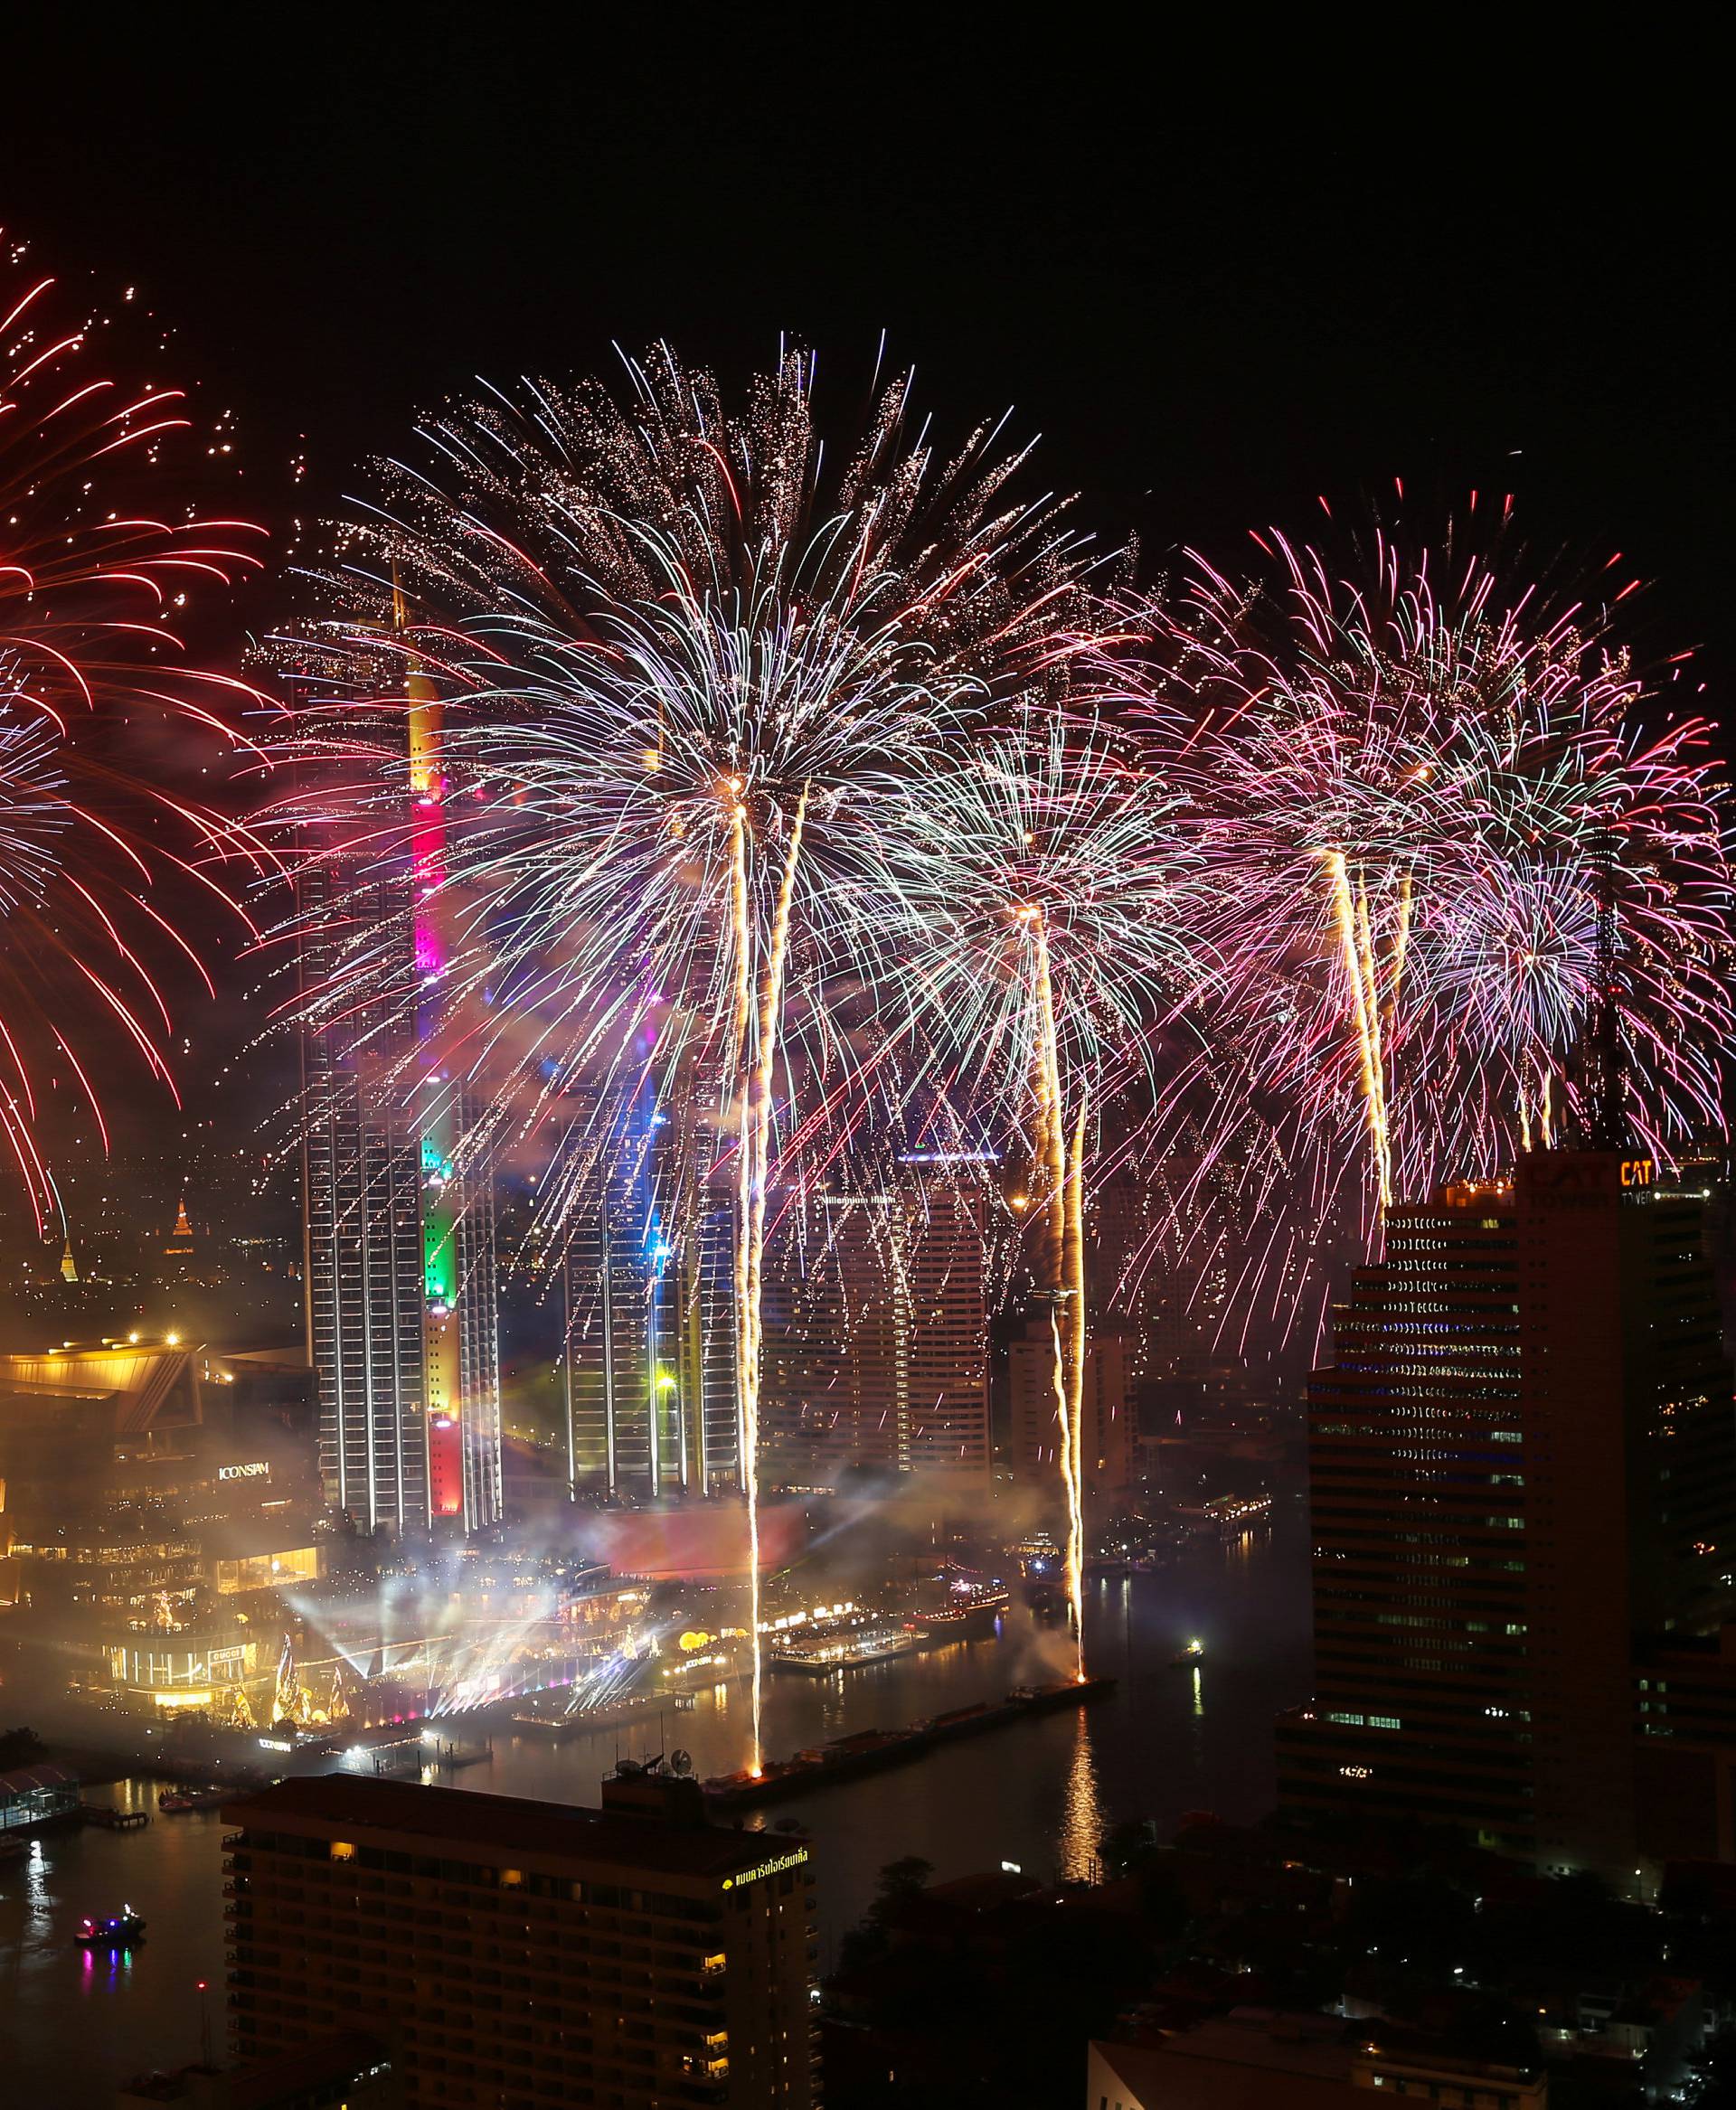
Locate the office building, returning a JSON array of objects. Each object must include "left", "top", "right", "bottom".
[
  {"left": 223, "top": 1770, "right": 818, "bottom": 2109},
  {"left": 297, "top": 621, "right": 502, "bottom": 1538},
  {"left": 1278, "top": 1149, "right": 1736, "bottom": 1874}
]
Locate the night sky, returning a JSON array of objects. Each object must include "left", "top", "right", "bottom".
[
  {"left": 5, "top": 23, "right": 1732, "bottom": 1281},
  {"left": 10, "top": 29, "right": 1731, "bottom": 658}
]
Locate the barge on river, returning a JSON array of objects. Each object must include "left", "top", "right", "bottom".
[{"left": 702, "top": 1675, "right": 1116, "bottom": 1811}]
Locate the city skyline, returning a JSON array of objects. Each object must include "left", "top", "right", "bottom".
[{"left": 5, "top": 33, "right": 1736, "bottom": 2110}]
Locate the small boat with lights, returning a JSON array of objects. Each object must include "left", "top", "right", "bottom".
[
  {"left": 1170, "top": 1639, "right": 1207, "bottom": 1667},
  {"left": 76, "top": 1908, "right": 146, "bottom": 1949}
]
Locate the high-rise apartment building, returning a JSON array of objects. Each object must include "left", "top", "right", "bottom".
[
  {"left": 760, "top": 1162, "right": 992, "bottom": 1488},
  {"left": 1278, "top": 1148, "right": 1736, "bottom": 1875},
  {"left": 222, "top": 1770, "right": 818, "bottom": 2109},
  {"left": 298, "top": 620, "right": 503, "bottom": 1538},
  {"left": 902, "top": 1171, "right": 994, "bottom": 1478},
  {"left": 564, "top": 1079, "right": 684, "bottom": 1497},
  {"left": 562, "top": 1077, "right": 740, "bottom": 1500},
  {"left": 760, "top": 1191, "right": 905, "bottom": 1485},
  {"left": 1005, "top": 1314, "right": 1132, "bottom": 1498}
]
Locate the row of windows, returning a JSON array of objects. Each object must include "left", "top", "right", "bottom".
[{"left": 232, "top": 1836, "right": 722, "bottom": 1922}]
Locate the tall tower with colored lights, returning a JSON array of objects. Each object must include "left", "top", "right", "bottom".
[
  {"left": 300, "top": 595, "right": 502, "bottom": 1539},
  {"left": 403, "top": 587, "right": 502, "bottom": 1531}
]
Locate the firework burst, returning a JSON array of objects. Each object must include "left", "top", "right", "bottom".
[
  {"left": 269, "top": 344, "right": 1091, "bottom": 1766},
  {"left": 883, "top": 714, "right": 1204, "bottom": 1671},
  {"left": 1114, "top": 514, "right": 1733, "bottom": 1312},
  {"left": 0, "top": 236, "right": 267, "bottom": 1228}
]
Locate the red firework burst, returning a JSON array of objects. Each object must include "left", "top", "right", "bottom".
[{"left": 0, "top": 234, "right": 269, "bottom": 1230}]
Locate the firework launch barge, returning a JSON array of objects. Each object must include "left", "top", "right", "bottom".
[{"left": 702, "top": 1675, "right": 1116, "bottom": 1811}]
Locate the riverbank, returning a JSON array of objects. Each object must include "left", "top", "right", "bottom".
[{"left": 0, "top": 1512, "right": 1311, "bottom": 2105}]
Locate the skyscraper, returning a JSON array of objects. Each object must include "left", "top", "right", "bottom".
[
  {"left": 563, "top": 1076, "right": 740, "bottom": 1500},
  {"left": 300, "top": 610, "right": 503, "bottom": 1537},
  {"left": 760, "top": 1190, "right": 905, "bottom": 1486},
  {"left": 1005, "top": 1315, "right": 1132, "bottom": 1498},
  {"left": 901, "top": 1165, "right": 994, "bottom": 1480},
  {"left": 1278, "top": 1148, "right": 1736, "bottom": 1875},
  {"left": 760, "top": 1160, "right": 993, "bottom": 1488}
]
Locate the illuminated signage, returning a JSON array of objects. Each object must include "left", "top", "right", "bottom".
[
  {"left": 1620, "top": 1158, "right": 1655, "bottom": 1188},
  {"left": 721, "top": 1846, "right": 810, "bottom": 1890},
  {"left": 258, "top": 1737, "right": 294, "bottom": 1753},
  {"left": 220, "top": 1462, "right": 269, "bottom": 1482}
]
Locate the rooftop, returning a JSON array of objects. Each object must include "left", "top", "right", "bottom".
[
  {"left": 120, "top": 2032, "right": 387, "bottom": 2108},
  {"left": 222, "top": 1774, "right": 803, "bottom": 1880},
  {"left": 0, "top": 1761, "right": 79, "bottom": 1799}
]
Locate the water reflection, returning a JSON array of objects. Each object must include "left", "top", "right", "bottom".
[
  {"left": 23, "top": 1836, "right": 54, "bottom": 1941},
  {"left": 1056, "top": 1712, "right": 1105, "bottom": 1882}
]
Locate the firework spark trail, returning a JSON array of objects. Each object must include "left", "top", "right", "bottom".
[
  {"left": 1061, "top": 1089, "right": 1088, "bottom": 1670},
  {"left": 735, "top": 778, "right": 809, "bottom": 1763},
  {"left": 1108, "top": 511, "right": 1736, "bottom": 1333},
  {"left": 265, "top": 346, "right": 1090, "bottom": 1772},
  {"left": 882, "top": 717, "right": 1204, "bottom": 1675},
  {"left": 1024, "top": 904, "right": 1090, "bottom": 1672},
  {"left": 0, "top": 234, "right": 266, "bottom": 1224}
]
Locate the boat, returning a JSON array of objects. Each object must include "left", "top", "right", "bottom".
[
  {"left": 1170, "top": 1638, "right": 1206, "bottom": 1666},
  {"left": 701, "top": 1675, "right": 1117, "bottom": 1810},
  {"left": 769, "top": 1629, "right": 918, "bottom": 1676},
  {"left": 158, "top": 1785, "right": 227, "bottom": 1813},
  {"left": 76, "top": 1908, "right": 146, "bottom": 1949}
]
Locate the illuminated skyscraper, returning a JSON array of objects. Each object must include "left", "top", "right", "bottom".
[
  {"left": 760, "top": 1191, "right": 906, "bottom": 1484},
  {"left": 1278, "top": 1150, "right": 1736, "bottom": 1874},
  {"left": 563, "top": 1078, "right": 739, "bottom": 1500},
  {"left": 901, "top": 1165, "right": 994, "bottom": 1479},
  {"left": 300, "top": 610, "right": 503, "bottom": 1537}
]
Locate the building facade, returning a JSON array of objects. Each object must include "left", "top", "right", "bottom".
[
  {"left": 223, "top": 1771, "right": 817, "bottom": 2109},
  {"left": 1005, "top": 1315, "right": 1133, "bottom": 1500},
  {"left": 1278, "top": 1149, "right": 1736, "bottom": 1873},
  {"left": 297, "top": 633, "right": 503, "bottom": 1539},
  {"left": 562, "top": 1076, "right": 740, "bottom": 1501},
  {"left": 760, "top": 1163, "right": 993, "bottom": 1490}
]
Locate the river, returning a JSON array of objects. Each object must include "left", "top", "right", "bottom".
[{"left": 0, "top": 1502, "right": 1311, "bottom": 2103}]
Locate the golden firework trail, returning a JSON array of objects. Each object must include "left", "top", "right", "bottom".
[
  {"left": 1027, "top": 903, "right": 1090, "bottom": 1678},
  {"left": 734, "top": 781, "right": 808, "bottom": 1776}
]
